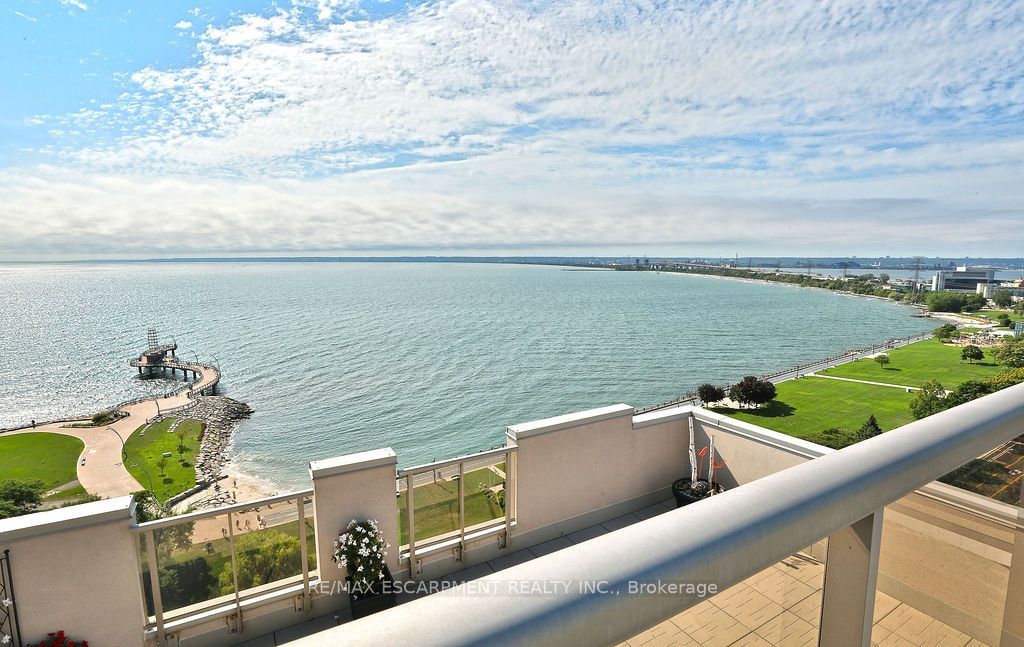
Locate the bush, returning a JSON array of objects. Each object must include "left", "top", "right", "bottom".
[
  {"left": 995, "top": 338, "right": 1024, "bottom": 368},
  {"left": 909, "top": 380, "right": 948, "bottom": 420},
  {"left": 30, "top": 631, "right": 89, "bottom": 647},
  {"left": 0, "top": 479, "right": 44, "bottom": 519},
  {"left": 805, "top": 428, "right": 855, "bottom": 450},
  {"left": 945, "top": 380, "right": 994, "bottom": 408},
  {"left": 696, "top": 383, "right": 726, "bottom": 405},
  {"left": 985, "top": 368, "right": 1024, "bottom": 391},
  {"left": 220, "top": 528, "right": 302, "bottom": 594}
]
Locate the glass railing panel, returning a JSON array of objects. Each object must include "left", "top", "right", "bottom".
[
  {"left": 150, "top": 512, "right": 235, "bottom": 613},
  {"left": 399, "top": 466, "right": 461, "bottom": 545},
  {"left": 229, "top": 498, "right": 306, "bottom": 592},
  {"left": 873, "top": 440, "right": 1022, "bottom": 646},
  {"left": 462, "top": 459, "right": 506, "bottom": 532}
]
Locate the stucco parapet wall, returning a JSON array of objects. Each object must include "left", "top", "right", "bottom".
[
  {"left": 0, "top": 495, "right": 135, "bottom": 543},
  {"left": 310, "top": 447, "right": 397, "bottom": 479},
  {"left": 507, "top": 403, "right": 634, "bottom": 440},
  {"left": 693, "top": 407, "right": 834, "bottom": 459}
]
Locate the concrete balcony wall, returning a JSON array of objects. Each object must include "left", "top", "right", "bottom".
[
  {"left": 309, "top": 448, "right": 401, "bottom": 593},
  {"left": 0, "top": 496, "right": 145, "bottom": 646},
  {"left": 510, "top": 404, "right": 689, "bottom": 544}
]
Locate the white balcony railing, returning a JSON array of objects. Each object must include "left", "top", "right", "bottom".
[
  {"left": 133, "top": 488, "right": 315, "bottom": 640},
  {"left": 296, "top": 382, "right": 1024, "bottom": 646},
  {"left": 396, "top": 444, "right": 517, "bottom": 571}
]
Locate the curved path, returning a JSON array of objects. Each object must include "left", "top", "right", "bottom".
[{"left": 2, "top": 362, "right": 219, "bottom": 499}]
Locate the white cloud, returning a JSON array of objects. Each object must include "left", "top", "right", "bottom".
[
  {"left": 5, "top": 0, "right": 1024, "bottom": 258},
  {"left": 14, "top": 11, "right": 38, "bottom": 22},
  {"left": 59, "top": 0, "right": 89, "bottom": 11},
  {"left": 174, "top": 20, "right": 193, "bottom": 30}
]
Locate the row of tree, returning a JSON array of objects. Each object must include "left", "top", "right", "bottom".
[{"left": 696, "top": 376, "right": 777, "bottom": 409}]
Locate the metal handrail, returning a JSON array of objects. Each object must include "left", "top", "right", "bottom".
[
  {"left": 397, "top": 445, "right": 516, "bottom": 478},
  {"left": 132, "top": 488, "right": 314, "bottom": 532},
  {"left": 311, "top": 382, "right": 1024, "bottom": 646}
]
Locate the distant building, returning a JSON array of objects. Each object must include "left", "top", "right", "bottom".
[
  {"left": 931, "top": 266, "right": 996, "bottom": 292},
  {"left": 978, "top": 283, "right": 1024, "bottom": 299}
]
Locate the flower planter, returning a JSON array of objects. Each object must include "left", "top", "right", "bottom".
[
  {"left": 347, "top": 564, "right": 397, "bottom": 619},
  {"left": 671, "top": 477, "right": 721, "bottom": 508}
]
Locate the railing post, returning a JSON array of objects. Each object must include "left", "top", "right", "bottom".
[
  {"left": 297, "top": 497, "right": 311, "bottom": 612},
  {"left": 406, "top": 474, "right": 416, "bottom": 574},
  {"left": 818, "top": 510, "right": 884, "bottom": 647},
  {"left": 457, "top": 461, "right": 465, "bottom": 562},
  {"left": 503, "top": 450, "right": 512, "bottom": 549},
  {"left": 226, "top": 511, "right": 243, "bottom": 633},
  {"left": 145, "top": 529, "right": 166, "bottom": 646}
]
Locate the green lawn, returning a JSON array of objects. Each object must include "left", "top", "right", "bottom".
[
  {"left": 818, "top": 337, "right": 1002, "bottom": 388},
  {"left": 714, "top": 377, "right": 916, "bottom": 440},
  {"left": 125, "top": 418, "right": 204, "bottom": 502},
  {"left": 968, "top": 309, "right": 1024, "bottom": 326},
  {"left": 396, "top": 466, "right": 505, "bottom": 545},
  {"left": 0, "top": 432, "right": 84, "bottom": 491}
]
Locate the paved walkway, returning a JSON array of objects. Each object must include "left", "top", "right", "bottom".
[
  {"left": 2, "top": 363, "right": 219, "bottom": 499},
  {"left": 807, "top": 373, "right": 920, "bottom": 391}
]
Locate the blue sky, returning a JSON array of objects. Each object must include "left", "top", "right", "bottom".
[{"left": 1, "top": 0, "right": 1023, "bottom": 259}]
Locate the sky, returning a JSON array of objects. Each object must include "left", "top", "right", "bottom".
[{"left": 1, "top": 0, "right": 1022, "bottom": 260}]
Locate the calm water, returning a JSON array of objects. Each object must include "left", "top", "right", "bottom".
[{"left": 0, "top": 263, "right": 933, "bottom": 488}]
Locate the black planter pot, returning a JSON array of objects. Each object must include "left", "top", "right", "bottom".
[
  {"left": 347, "top": 564, "right": 397, "bottom": 619},
  {"left": 671, "top": 478, "right": 721, "bottom": 508}
]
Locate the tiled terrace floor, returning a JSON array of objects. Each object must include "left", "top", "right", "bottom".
[
  {"left": 620, "top": 555, "right": 988, "bottom": 647},
  {"left": 262, "top": 499, "right": 989, "bottom": 646}
]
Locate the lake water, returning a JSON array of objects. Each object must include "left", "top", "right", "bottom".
[{"left": 0, "top": 262, "right": 934, "bottom": 488}]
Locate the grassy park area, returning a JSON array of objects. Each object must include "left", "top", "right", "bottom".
[
  {"left": 0, "top": 432, "right": 84, "bottom": 492},
  {"left": 714, "top": 377, "right": 915, "bottom": 440},
  {"left": 125, "top": 418, "right": 204, "bottom": 502},
  {"left": 396, "top": 465, "right": 505, "bottom": 545},
  {"left": 968, "top": 309, "right": 1024, "bottom": 326},
  {"left": 818, "top": 337, "right": 1002, "bottom": 388}
]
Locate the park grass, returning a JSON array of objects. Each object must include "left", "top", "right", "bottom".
[
  {"left": 818, "top": 337, "right": 1002, "bottom": 388},
  {"left": 0, "top": 432, "right": 84, "bottom": 491},
  {"left": 968, "top": 309, "right": 1024, "bottom": 326},
  {"left": 125, "top": 418, "right": 204, "bottom": 502},
  {"left": 396, "top": 466, "right": 505, "bottom": 545},
  {"left": 714, "top": 377, "right": 916, "bottom": 440}
]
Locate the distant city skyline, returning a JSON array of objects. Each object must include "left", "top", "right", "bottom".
[{"left": 2, "top": 0, "right": 1023, "bottom": 260}]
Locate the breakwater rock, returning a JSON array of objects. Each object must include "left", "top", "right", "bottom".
[{"left": 187, "top": 396, "right": 252, "bottom": 487}]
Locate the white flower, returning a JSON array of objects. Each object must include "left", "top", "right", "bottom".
[
  {"left": 0, "top": 598, "right": 10, "bottom": 608},
  {"left": 2, "top": 633, "right": 11, "bottom": 645}
]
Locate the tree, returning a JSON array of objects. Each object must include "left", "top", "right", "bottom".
[
  {"left": 696, "top": 383, "right": 726, "bottom": 406},
  {"left": 729, "top": 376, "right": 776, "bottom": 408},
  {"left": 1014, "top": 301, "right": 1024, "bottom": 316},
  {"left": 219, "top": 529, "right": 302, "bottom": 594},
  {"left": 0, "top": 480, "right": 44, "bottom": 519},
  {"left": 995, "top": 338, "right": 1024, "bottom": 368},
  {"left": 933, "top": 323, "right": 957, "bottom": 341},
  {"left": 992, "top": 290, "right": 1014, "bottom": 308},
  {"left": 986, "top": 367, "right": 1024, "bottom": 391},
  {"left": 997, "top": 314, "right": 1012, "bottom": 328},
  {"left": 157, "top": 457, "right": 169, "bottom": 477},
  {"left": 874, "top": 353, "right": 891, "bottom": 368},
  {"left": 909, "top": 380, "right": 948, "bottom": 420},
  {"left": 961, "top": 345, "right": 984, "bottom": 364},
  {"left": 857, "top": 415, "right": 883, "bottom": 442},
  {"left": 878, "top": 274, "right": 890, "bottom": 284},
  {"left": 176, "top": 428, "right": 189, "bottom": 461},
  {"left": 946, "top": 380, "right": 994, "bottom": 408}
]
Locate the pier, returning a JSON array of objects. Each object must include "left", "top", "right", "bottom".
[{"left": 129, "top": 328, "right": 205, "bottom": 382}]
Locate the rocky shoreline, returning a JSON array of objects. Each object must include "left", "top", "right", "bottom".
[{"left": 165, "top": 395, "right": 253, "bottom": 507}]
